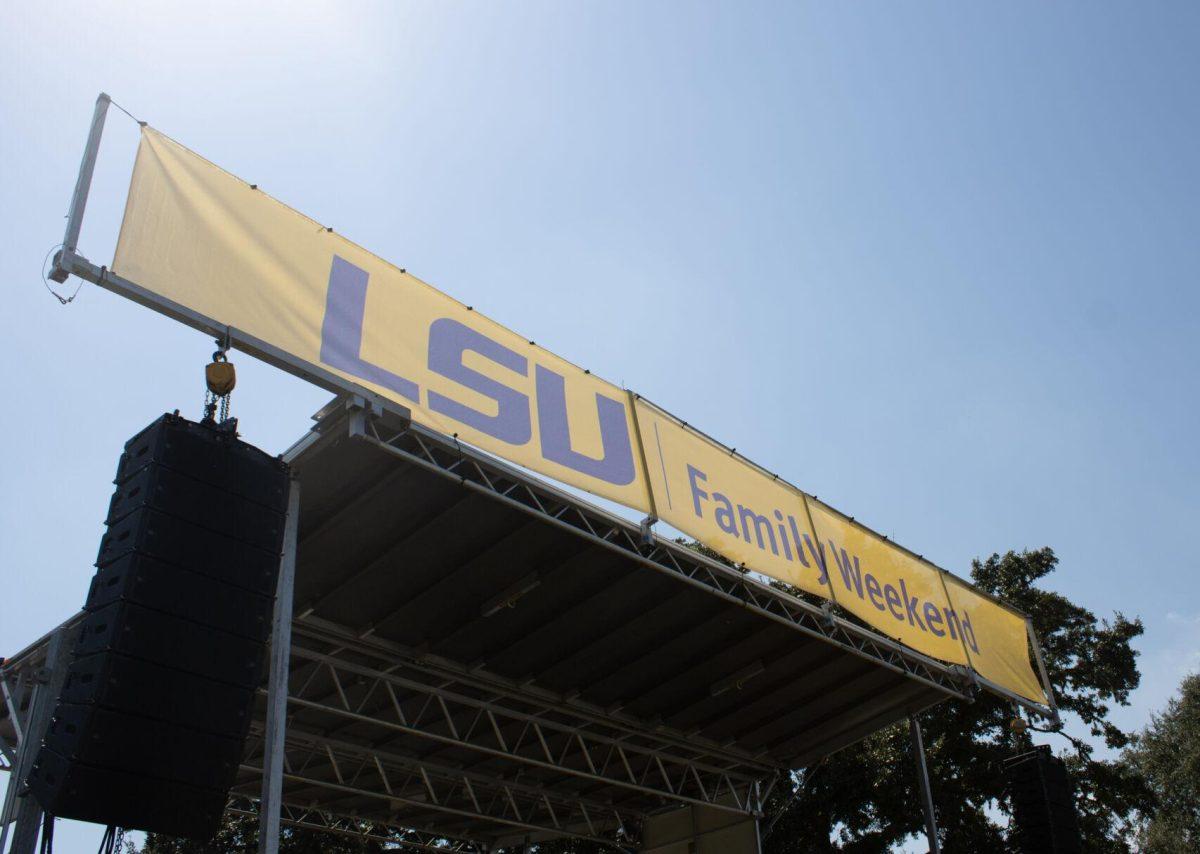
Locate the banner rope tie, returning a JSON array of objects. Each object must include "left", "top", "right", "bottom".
[
  {"left": 110, "top": 98, "right": 146, "bottom": 127},
  {"left": 41, "top": 243, "right": 83, "bottom": 305}
]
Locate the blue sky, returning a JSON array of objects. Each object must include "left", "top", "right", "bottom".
[{"left": 2, "top": 2, "right": 1198, "bottom": 850}]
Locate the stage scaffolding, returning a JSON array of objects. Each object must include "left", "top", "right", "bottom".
[{"left": 0, "top": 398, "right": 1009, "bottom": 852}]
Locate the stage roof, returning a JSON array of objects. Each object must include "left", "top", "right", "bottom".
[{"left": 2, "top": 398, "right": 975, "bottom": 850}]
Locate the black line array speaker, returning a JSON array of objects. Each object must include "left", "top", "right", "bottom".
[
  {"left": 27, "top": 413, "right": 290, "bottom": 839},
  {"left": 1005, "top": 746, "right": 1083, "bottom": 854}
]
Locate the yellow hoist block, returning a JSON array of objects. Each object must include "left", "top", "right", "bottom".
[{"left": 205, "top": 357, "right": 236, "bottom": 396}]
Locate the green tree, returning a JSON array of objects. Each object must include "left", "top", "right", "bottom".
[
  {"left": 133, "top": 812, "right": 423, "bottom": 853},
  {"left": 760, "top": 547, "right": 1150, "bottom": 853},
  {"left": 1126, "top": 672, "right": 1200, "bottom": 851}
]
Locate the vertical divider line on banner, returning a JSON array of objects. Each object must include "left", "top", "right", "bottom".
[
  {"left": 638, "top": 393, "right": 844, "bottom": 614},
  {"left": 798, "top": 493, "right": 841, "bottom": 615},
  {"left": 934, "top": 568, "right": 980, "bottom": 686},
  {"left": 626, "top": 391, "right": 659, "bottom": 537}
]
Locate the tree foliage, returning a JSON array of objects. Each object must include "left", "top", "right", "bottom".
[
  {"left": 761, "top": 547, "right": 1150, "bottom": 852},
  {"left": 135, "top": 812, "right": 407, "bottom": 853},
  {"left": 1125, "top": 672, "right": 1200, "bottom": 851}
]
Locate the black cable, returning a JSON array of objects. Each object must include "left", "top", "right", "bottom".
[{"left": 110, "top": 98, "right": 146, "bottom": 127}]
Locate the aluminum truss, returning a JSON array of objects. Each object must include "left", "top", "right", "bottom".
[
  {"left": 345, "top": 404, "right": 976, "bottom": 705},
  {"left": 234, "top": 749, "right": 630, "bottom": 849},
  {"left": 234, "top": 632, "right": 775, "bottom": 848},
  {"left": 290, "top": 640, "right": 762, "bottom": 806},
  {"left": 0, "top": 624, "right": 81, "bottom": 854},
  {"left": 226, "top": 793, "right": 481, "bottom": 852},
  {"left": 0, "top": 669, "right": 32, "bottom": 851},
  {"left": 291, "top": 611, "right": 780, "bottom": 786}
]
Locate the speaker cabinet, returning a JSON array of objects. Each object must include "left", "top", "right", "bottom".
[
  {"left": 28, "top": 748, "right": 230, "bottom": 840},
  {"left": 27, "top": 413, "right": 290, "bottom": 840},
  {"left": 61, "top": 652, "right": 256, "bottom": 736},
  {"left": 1005, "top": 746, "right": 1082, "bottom": 854}
]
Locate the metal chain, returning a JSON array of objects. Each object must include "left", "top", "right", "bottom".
[{"left": 203, "top": 387, "right": 233, "bottom": 422}]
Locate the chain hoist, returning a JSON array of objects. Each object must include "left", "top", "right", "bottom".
[{"left": 203, "top": 339, "right": 236, "bottom": 425}]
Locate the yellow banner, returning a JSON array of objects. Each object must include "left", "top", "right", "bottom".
[
  {"left": 634, "top": 404, "right": 1045, "bottom": 703},
  {"left": 944, "top": 576, "right": 1045, "bottom": 702},
  {"left": 114, "top": 128, "right": 651, "bottom": 512},
  {"left": 111, "top": 126, "right": 1048, "bottom": 706},
  {"left": 805, "top": 499, "right": 972, "bottom": 667},
  {"left": 634, "top": 399, "right": 831, "bottom": 599},
  {"left": 806, "top": 499, "right": 1043, "bottom": 701}
]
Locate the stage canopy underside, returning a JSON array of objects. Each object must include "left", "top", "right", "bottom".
[{"left": 2, "top": 399, "right": 975, "bottom": 851}]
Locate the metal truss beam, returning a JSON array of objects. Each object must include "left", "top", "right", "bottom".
[
  {"left": 348, "top": 410, "right": 976, "bottom": 706},
  {"left": 0, "top": 675, "right": 31, "bottom": 851},
  {"left": 245, "top": 721, "right": 648, "bottom": 827},
  {"left": 226, "top": 793, "right": 482, "bottom": 852},
  {"left": 1, "top": 672, "right": 28, "bottom": 747},
  {"left": 3, "top": 625, "right": 78, "bottom": 854},
  {"left": 280, "top": 645, "right": 762, "bottom": 818},
  {"left": 292, "top": 617, "right": 775, "bottom": 779},
  {"left": 237, "top": 761, "right": 630, "bottom": 850}
]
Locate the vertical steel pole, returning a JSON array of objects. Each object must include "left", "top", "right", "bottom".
[
  {"left": 1027, "top": 621, "right": 1061, "bottom": 724},
  {"left": 908, "top": 715, "right": 941, "bottom": 854},
  {"left": 258, "top": 479, "right": 299, "bottom": 854},
  {"left": 50, "top": 93, "right": 112, "bottom": 283},
  {"left": 9, "top": 626, "right": 78, "bottom": 854}
]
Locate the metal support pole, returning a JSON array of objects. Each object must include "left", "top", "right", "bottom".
[
  {"left": 50, "top": 92, "right": 111, "bottom": 283},
  {"left": 258, "top": 479, "right": 300, "bottom": 854},
  {"left": 1027, "top": 621, "right": 1061, "bottom": 725},
  {"left": 8, "top": 626, "right": 78, "bottom": 854},
  {"left": 908, "top": 715, "right": 940, "bottom": 854}
]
